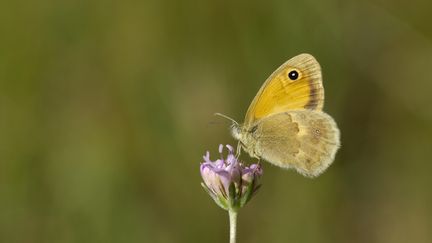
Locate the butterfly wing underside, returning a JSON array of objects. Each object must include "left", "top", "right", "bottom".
[
  {"left": 253, "top": 110, "right": 340, "bottom": 177},
  {"left": 244, "top": 54, "right": 324, "bottom": 128}
]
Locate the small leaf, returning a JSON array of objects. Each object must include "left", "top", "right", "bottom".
[
  {"left": 240, "top": 180, "right": 255, "bottom": 207},
  {"left": 228, "top": 182, "right": 239, "bottom": 209}
]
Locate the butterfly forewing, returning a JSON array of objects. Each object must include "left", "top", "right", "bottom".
[{"left": 244, "top": 54, "right": 324, "bottom": 128}]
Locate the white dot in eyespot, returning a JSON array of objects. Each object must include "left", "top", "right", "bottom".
[{"left": 288, "top": 70, "right": 299, "bottom": 80}]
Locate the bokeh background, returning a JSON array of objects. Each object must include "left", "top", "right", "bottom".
[{"left": 1, "top": 0, "right": 432, "bottom": 242}]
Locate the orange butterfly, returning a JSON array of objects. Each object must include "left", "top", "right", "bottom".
[{"left": 218, "top": 54, "right": 340, "bottom": 177}]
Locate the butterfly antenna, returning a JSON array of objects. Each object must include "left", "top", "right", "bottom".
[{"left": 214, "top": 113, "right": 239, "bottom": 126}]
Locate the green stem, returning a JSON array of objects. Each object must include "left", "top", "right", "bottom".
[{"left": 229, "top": 210, "right": 238, "bottom": 243}]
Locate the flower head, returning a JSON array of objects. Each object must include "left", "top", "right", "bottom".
[{"left": 200, "top": 144, "right": 263, "bottom": 211}]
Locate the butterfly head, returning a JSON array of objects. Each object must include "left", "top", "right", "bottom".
[{"left": 230, "top": 123, "right": 243, "bottom": 141}]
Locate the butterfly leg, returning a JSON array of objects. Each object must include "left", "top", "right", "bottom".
[{"left": 236, "top": 141, "right": 242, "bottom": 158}]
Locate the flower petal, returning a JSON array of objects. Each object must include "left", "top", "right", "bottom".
[{"left": 218, "top": 144, "right": 224, "bottom": 154}]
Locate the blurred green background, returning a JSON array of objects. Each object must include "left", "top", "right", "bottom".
[{"left": 1, "top": 0, "right": 432, "bottom": 242}]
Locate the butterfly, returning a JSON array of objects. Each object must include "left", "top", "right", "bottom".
[{"left": 217, "top": 54, "right": 340, "bottom": 177}]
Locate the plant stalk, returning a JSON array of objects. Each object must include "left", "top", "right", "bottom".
[{"left": 229, "top": 210, "right": 237, "bottom": 243}]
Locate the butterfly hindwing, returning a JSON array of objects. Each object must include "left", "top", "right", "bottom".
[{"left": 252, "top": 110, "right": 340, "bottom": 177}]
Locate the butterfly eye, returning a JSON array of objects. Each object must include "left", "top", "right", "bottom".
[{"left": 288, "top": 70, "right": 299, "bottom": 80}]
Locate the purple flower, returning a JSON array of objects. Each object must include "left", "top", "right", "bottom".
[{"left": 200, "top": 144, "right": 263, "bottom": 211}]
